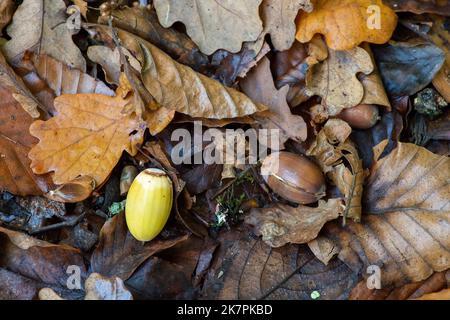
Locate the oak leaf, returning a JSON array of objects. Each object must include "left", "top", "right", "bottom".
[
  {"left": 245, "top": 199, "right": 343, "bottom": 248},
  {"left": 324, "top": 140, "right": 450, "bottom": 287},
  {"left": 240, "top": 57, "right": 308, "bottom": 147},
  {"left": 113, "top": 28, "right": 268, "bottom": 119},
  {"left": 28, "top": 93, "right": 145, "bottom": 187},
  {"left": 306, "top": 47, "right": 374, "bottom": 115},
  {"left": 296, "top": 0, "right": 398, "bottom": 51},
  {"left": 3, "top": 0, "right": 86, "bottom": 71},
  {"left": 153, "top": 0, "right": 263, "bottom": 55},
  {"left": 259, "top": 0, "right": 313, "bottom": 51}
]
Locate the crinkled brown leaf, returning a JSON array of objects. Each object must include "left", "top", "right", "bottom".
[
  {"left": 3, "top": 0, "right": 86, "bottom": 71},
  {"left": 90, "top": 212, "right": 189, "bottom": 281},
  {"left": 245, "top": 199, "right": 343, "bottom": 248},
  {"left": 306, "top": 47, "right": 374, "bottom": 115},
  {"left": 259, "top": 0, "right": 312, "bottom": 51},
  {"left": 324, "top": 140, "right": 450, "bottom": 288},
  {"left": 202, "top": 228, "right": 359, "bottom": 299},
  {"left": 240, "top": 57, "right": 308, "bottom": 146},
  {"left": 308, "top": 119, "right": 363, "bottom": 222},
  {"left": 296, "top": 0, "right": 398, "bottom": 51},
  {"left": 308, "top": 236, "right": 340, "bottom": 266},
  {"left": 153, "top": 0, "right": 263, "bottom": 55}
]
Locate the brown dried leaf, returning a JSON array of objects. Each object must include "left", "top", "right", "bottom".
[
  {"left": 99, "top": 5, "right": 209, "bottom": 71},
  {"left": 415, "top": 288, "right": 450, "bottom": 300},
  {"left": 28, "top": 93, "right": 145, "bottom": 187},
  {"left": 0, "top": 226, "right": 86, "bottom": 286},
  {"left": 84, "top": 273, "right": 133, "bottom": 300},
  {"left": 112, "top": 28, "right": 268, "bottom": 119},
  {"left": 324, "top": 140, "right": 450, "bottom": 288},
  {"left": 3, "top": 0, "right": 86, "bottom": 71},
  {"left": 153, "top": 0, "right": 263, "bottom": 55},
  {"left": 240, "top": 57, "right": 308, "bottom": 146},
  {"left": 202, "top": 228, "right": 359, "bottom": 299},
  {"left": 308, "top": 236, "right": 340, "bottom": 265},
  {"left": 245, "top": 199, "right": 343, "bottom": 248},
  {"left": 259, "top": 0, "right": 313, "bottom": 51},
  {"left": 306, "top": 47, "right": 374, "bottom": 115},
  {"left": 296, "top": 0, "right": 398, "bottom": 51},
  {"left": 90, "top": 212, "right": 188, "bottom": 281},
  {"left": 44, "top": 175, "right": 96, "bottom": 203},
  {"left": 430, "top": 16, "right": 450, "bottom": 103}
]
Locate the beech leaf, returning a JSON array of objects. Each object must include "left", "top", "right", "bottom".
[
  {"left": 324, "top": 140, "right": 450, "bottom": 287},
  {"left": 28, "top": 93, "right": 145, "bottom": 187},
  {"left": 3, "top": 0, "right": 86, "bottom": 71},
  {"left": 296, "top": 0, "right": 398, "bottom": 51},
  {"left": 153, "top": 0, "right": 263, "bottom": 55}
]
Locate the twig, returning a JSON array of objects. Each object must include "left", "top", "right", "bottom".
[{"left": 29, "top": 213, "right": 85, "bottom": 235}]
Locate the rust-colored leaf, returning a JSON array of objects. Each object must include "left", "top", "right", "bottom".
[
  {"left": 28, "top": 93, "right": 146, "bottom": 187},
  {"left": 296, "top": 0, "right": 398, "bottom": 51}
]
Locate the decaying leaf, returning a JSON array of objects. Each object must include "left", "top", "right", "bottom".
[
  {"left": 429, "top": 16, "right": 450, "bottom": 103},
  {"left": 240, "top": 57, "right": 308, "bottom": 147},
  {"left": 308, "top": 236, "right": 340, "bottom": 266},
  {"left": 415, "top": 289, "right": 450, "bottom": 300},
  {"left": 373, "top": 39, "right": 445, "bottom": 97},
  {"left": 306, "top": 47, "right": 374, "bottom": 115},
  {"left": 0, "top": 226, "right": 87, "bottom": 287},
  {"left": 296, "top": 0, "right": 397, "bottom": 51},
  {"left": 112, "top": 27, "right": 268, "bottom": 119},
  {"left": 90, "top": 212, "right": 189, "bottom": 281},
  {"left": 99, "top": 5, "right": 209, "bottom": 71},
  {"left": 324, "top": 140, "right": 450, "bottom": 288},
  {"left": 44, "top": 175, "right": 96, "bottom": 203},
  {"left": 384, "top": 0, "right": 450, "bottom": 15},
  {"left": 28, "top": 93, "right": 146, "bottom": 187},
  {"left": 202, "top": 228, "right": 359, "bottom": 299},
  {"left": 308, "top": 119, "right": 364, "bottom": 222},
  {"left": 259, "top": 0, "right": 313, "bottom": 51},
  {"left": 153, "top": 0, "right": 263, "bottom": 55},
  {"left": 3, "top": 0, "right": 86, "bottom": 71},
  {"left": 245, "top": 199, "right": 343, "bottom": 248}
]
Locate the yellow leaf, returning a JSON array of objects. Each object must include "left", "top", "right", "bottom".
[
  {"left": 29, "top": 94, "right": 145, "bottom": 186},
  {"left": 296, "top": 0, "right": 398, "bottom": 50}
]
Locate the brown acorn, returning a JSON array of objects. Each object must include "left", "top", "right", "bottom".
[
  {"left": 337, "top": 104, "right": 379, "bottom": 129},
  {"left": 261, "top": 152, "right": 326, "bottom": 204}
]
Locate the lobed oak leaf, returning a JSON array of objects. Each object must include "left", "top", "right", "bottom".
[
  {"left": 296, "top": 0, "right": 398, "bottom": 51},
  {"left": 306, "top": 46, "right": 374, "bottom": 115},
  {"left": 153, "top": 0, "right": 263, "bottom": 55},
  {"left": 28, "top": 93, "right": 145, "bottom": 187}
]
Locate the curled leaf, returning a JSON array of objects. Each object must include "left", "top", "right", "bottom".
[{"left": 45, "top": 175, "right": 96, "bottom": 203}]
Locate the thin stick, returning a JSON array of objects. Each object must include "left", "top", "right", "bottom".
[{"left": 29, "top": 213, "right": 85, "bottom": 235}]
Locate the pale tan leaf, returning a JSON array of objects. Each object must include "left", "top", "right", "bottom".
[
  {"left": 306, "top": 47, "right": 374, "bottom": 115},
  {"left": 3, "top": 0, "right": 86, "bottom": 71},
  {"left": 308, "top": 236, "right": 340, "bottom": 266},
  {"left": 153, "top": 0, "right": 263, "bottom": 55}
]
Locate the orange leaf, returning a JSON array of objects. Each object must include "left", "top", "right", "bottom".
[
  {"left": 296, "top": 0, "right": 398, "bottom": 50},
  {"left": 29, "top": 94, "right": 145, "bottom": 186}
]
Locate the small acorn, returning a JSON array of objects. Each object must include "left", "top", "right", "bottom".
[
  {"left": 261, "top": 152, "right": 326, "bottom": 204},
  {"left": 125, "top": 168, "right": 173, "bottom": 241},
  {"left": 337, "top": 104, "right": 380, "bottom": 129}
]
